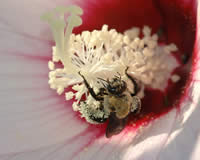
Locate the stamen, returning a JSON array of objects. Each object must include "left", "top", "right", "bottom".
[
  {"left": 43, "top": 6, "right": 180, "bottom": 125},
  {"left": 171, "top": 74, "right": 181, "bottom": 83}
]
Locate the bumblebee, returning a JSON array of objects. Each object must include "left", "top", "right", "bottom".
[{"left": 78, "top": 67, "right": 141, "bottom": 138}]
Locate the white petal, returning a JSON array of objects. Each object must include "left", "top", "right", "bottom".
[
  {"left": 0, "top": 0, "right": 75, "bottom": 41},
  {"left": 0, "top": 0, "right": 92, "bottom": 154},
  {"left": 0, "top": 49, "right": 90, "bottom": 154},
  {"left": 122, "top": 110, "right": 177, "bottom": 160},
  {"left": 0, "top": 110, "right": 177, "bottom": 160},
  {"left": 157, "top": 3, "right": 200, "bottom": 159},
  {"left": 159, "top": 94, "right": 200, "bottom": 160}
]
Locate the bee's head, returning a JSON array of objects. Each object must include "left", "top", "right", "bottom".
[
  {"left": 107, "top": 77, "right": 126, "bottom": 95},
  {"left": 98, "top": 74, "right": 127, "bottom": 95}
]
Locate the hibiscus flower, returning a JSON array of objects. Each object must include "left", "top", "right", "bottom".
[{"left": 0, "top": 0, "right": 199, "bottom": 160}]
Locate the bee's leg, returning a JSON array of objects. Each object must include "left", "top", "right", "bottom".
[
  {"left": 125, "top": 67, "right": 139, "bottom": 96},
  {"left": 78, "top": 72, "right": 103, "bottom": 101},
  {"left": 106, "top": 112, "right": 128, "bottom": 138},
  {"left": 131, "top": 96, "right": 141, "bottom": 115},
  {"left": 97, "top": 88, "right": 108, "bottom": 97}
]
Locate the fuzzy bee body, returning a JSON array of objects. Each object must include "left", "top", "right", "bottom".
[
  {"left": 78, "top": 67, "right": 141, "bottom": 138},
  {"left": 104, "top": 93, "right": 131, "bottom": 119}
]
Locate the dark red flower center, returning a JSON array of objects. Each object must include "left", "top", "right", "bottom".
[{"left": 72, "top": 0, "right": 196, "bottom": 133}]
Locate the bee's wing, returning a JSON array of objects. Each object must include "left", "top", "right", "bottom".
[{"left": 106, "top": 112, "right": 128, "bottom": 138}]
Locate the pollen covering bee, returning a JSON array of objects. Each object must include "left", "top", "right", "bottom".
[{"left": 78, "top": 67, "right": 141, "bottom": 138}]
